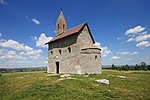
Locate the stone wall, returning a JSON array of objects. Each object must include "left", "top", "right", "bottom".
[
  {"left": 48, "top": 33, "right": 80, "bottom": 73},
  {"left": 48, "top": 25, "right": 101, "bottom": 74},
  {"left": 77, "top": 26, "right": 94, "bottom": 48},
  {"left": 79, "top": 49, "right": 101, "bottom": 74},
  {"left": 77, "top": 25, "right": 101, "bottom": 74}
]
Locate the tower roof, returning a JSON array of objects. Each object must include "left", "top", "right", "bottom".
[
  {"left": 57, "top": 10, "right": 66, "bottom": 23},
  {"left": 56, "top": 10, "right": 67, "bottom": 35}
]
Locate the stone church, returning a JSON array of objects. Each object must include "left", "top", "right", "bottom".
[{"left": 46, "top": 10, "right": 101, "bottom": 74}]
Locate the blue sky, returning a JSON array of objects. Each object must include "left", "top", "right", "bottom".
[{"left": 0, "top": 0, "right": 150, "bottom": 68}]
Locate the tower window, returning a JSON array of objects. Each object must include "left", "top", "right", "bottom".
[
  {"left": 63, "top": 24, "right": 65, "bottom": 30},
  {"left": 68, "top": 47, "right": 71, "bottom": 53},
  {"left": 58, "top": 24, "right": 59, "bottom": 29},
  {"left": 59, "top": 49, "right": 61, "bottom": 55}
]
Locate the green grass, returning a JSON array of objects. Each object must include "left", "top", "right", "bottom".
[{"left": 0, "top": 70, "right": 150, "bottom": 100}]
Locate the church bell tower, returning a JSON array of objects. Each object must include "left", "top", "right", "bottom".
[{"left": 56, "top": 10, "right": 67, "bottom": 36}]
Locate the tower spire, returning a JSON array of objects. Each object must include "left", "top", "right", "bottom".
[{"left": 56, "top": 10, "right": 67, "bottom": 36}]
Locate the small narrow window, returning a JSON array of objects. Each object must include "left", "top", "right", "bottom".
[
  {"left": 58, "top": 24, "right": 59, "bottom": 29},
  {"left": 95, "top": 55, "right": 97, "bottom": 60},
  {"left": 59, "top": 49, "right": 61, "bottom": 55},
  {"left": 51, "top": 51, "right": 53, "bottom": 55},
  {"left": 68, "top": 47, "right": 71, "bottom": 53},
  {"left": 63, "top": 24, "right": 65, "bottom": 30}
]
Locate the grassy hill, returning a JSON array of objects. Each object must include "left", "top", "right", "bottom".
[{"left": 0, "top": 70, "right": 150, "bottom": 100}]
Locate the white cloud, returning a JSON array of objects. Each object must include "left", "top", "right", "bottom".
[
  {"left": 140, "top": 31, "right": 147, "bottom": 35},
  {"left": 125, "top": 26, "right": 145, "bottom": 35},
  {"left": 32, "top": 18, "right": 40, "bottom": 25},
  {"left": 121, "top": 42, "right": 125, "bottom": 44},
  {"left": 43, "top": 57, "right": 48, "bottom": 64},
  {"left": 117, "top": 51, "right": 139, "bottom": 55},
  {"left": 0, "top": 32, "right": 2, "bottom": 37},
  {"left": 94, "top": 42, "right": 111, "bottom": 57},
  {"left": 0, "top": 0, "right": 7, "bottom": 5},
  {"left": 136, "top": 41, "right": 150, "bottom": 48},
  {"left": 31, "top": 36, "right": 37, "bottom": 41},
  {"left": 111, "top": 56, "right": 120, "bottom": 60},
  {"left": 36, "top": 33, "right": 53, "bottom": 48},
  {"left": 0, "top": 37, "right": 45, "bottom": 61},
  {"left": 20, "top": 49, "right": 42, "bottom": 59},
  {"left": 54, "top": 31, "right": 56, "bottom": 33},
  {"left": 0, "top": 48, "right": 8, "bottom": 56},
  {"left": 132, "top": 52, "right": 139, "bottom": 54},
  {"left": 0, "top": 48, "right": 43, "bottom": 61},
  {"left": 43, "top": 61, "right": 48, "bottom": 64},
  {"left": 101, "top": 47, "right": 111, "bottom": 57},
  {"left": 0, "top": 50, "right": 26, "bottom": 60},
  {"left": 126, "top": 34, "right": 150, "bottom": 43},
  {"left": 94, "top": 42, "right": 101, "bottom": 48},
  {"left": 117, "top": 37, "right": 122, "bottom": 40},
  {"left": 117, "top": 52, "right": 129, "bottom": 55},
  {"left": 20, "top": 49, "right": 42, "bottom": 56},
  {"left": 128, "top": 59, "right": 132, "bottom": 60},
  {"left": 125, "top": 26, "right": 150, "bottom": 48},
  {"left": 126, "top": 38, "right": 134, "bottom": 42},
  {"left": 0, "top": 39, "right": 33, "bottom": 51},
  {"left": 135, "top": 34, "right": 150, "bottom": 42}
]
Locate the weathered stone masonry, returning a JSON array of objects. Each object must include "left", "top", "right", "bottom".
[{"left": 46, "top": 10, "right": 102, "bottom": 74}]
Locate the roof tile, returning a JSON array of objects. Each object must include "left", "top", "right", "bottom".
[{"left": 46, "top": 23, "right": 86, "bottom": 44}]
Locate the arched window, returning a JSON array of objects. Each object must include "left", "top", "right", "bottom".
[
  {"left": 51, "top": 51, "right": 53, "bottom": 55},
  {"left": 95, "top": 55, "right": 97, "bottom": 60},
  {"left": 68, "top": 47, "right": 71, "bottom": 53},
  {"left": 58, "top": 24, "right": 59, "bottom": 29},
  {"left": 59, "top": 49, "right": 61, "bottom": 55}
]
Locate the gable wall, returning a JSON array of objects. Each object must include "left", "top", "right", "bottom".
[{"left": 77, "top": 25, "right": 94, "bottom": 48}]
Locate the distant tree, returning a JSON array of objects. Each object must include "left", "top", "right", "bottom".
[
  {"left": 140, "top": 62, "right": 146, "bottom": 66},
  {"left": 129, "top": 66, "right": 134, "bottom": 70},
  {"left": 139, "top": 62, "right": 147, "bottom": 70},
  {"left": 125, "top": 64, "right": 130, "bottom": 71},
  {"left": 117, "top": 67, "right": 121, "bottom": 71},
  {"left": 109, "top": 62, "right": 149, "bottom": 71},
  {"left": 147, "top": 65, "right": 150, "bottom": 71},
  {"left": 111, "top": 64, "right": 117, "bottom": 70},
  {"left": 134, "top": 64, "right": 138, "bottom": 70},
  {"left": 119, "top": 64, "right": 130, "bottom": 71}
]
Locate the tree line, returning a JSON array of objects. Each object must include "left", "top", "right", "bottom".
[
  {"left": 103, "top": 62, "right": 150, "bottom": 71},
  {"left": 0, "top": 67, "right": 47, "bottom": 73}
]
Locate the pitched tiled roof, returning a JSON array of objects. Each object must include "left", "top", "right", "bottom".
[{"left": 46, "top": 23, "right": 86, "bottom": 44}]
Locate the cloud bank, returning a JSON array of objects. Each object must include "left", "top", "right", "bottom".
[
  {"left": 94, "top": 42, "right": 111, "bottom": 57},
  {"left": 36, "top": 33, "right": 53, "bottom": 48}
]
